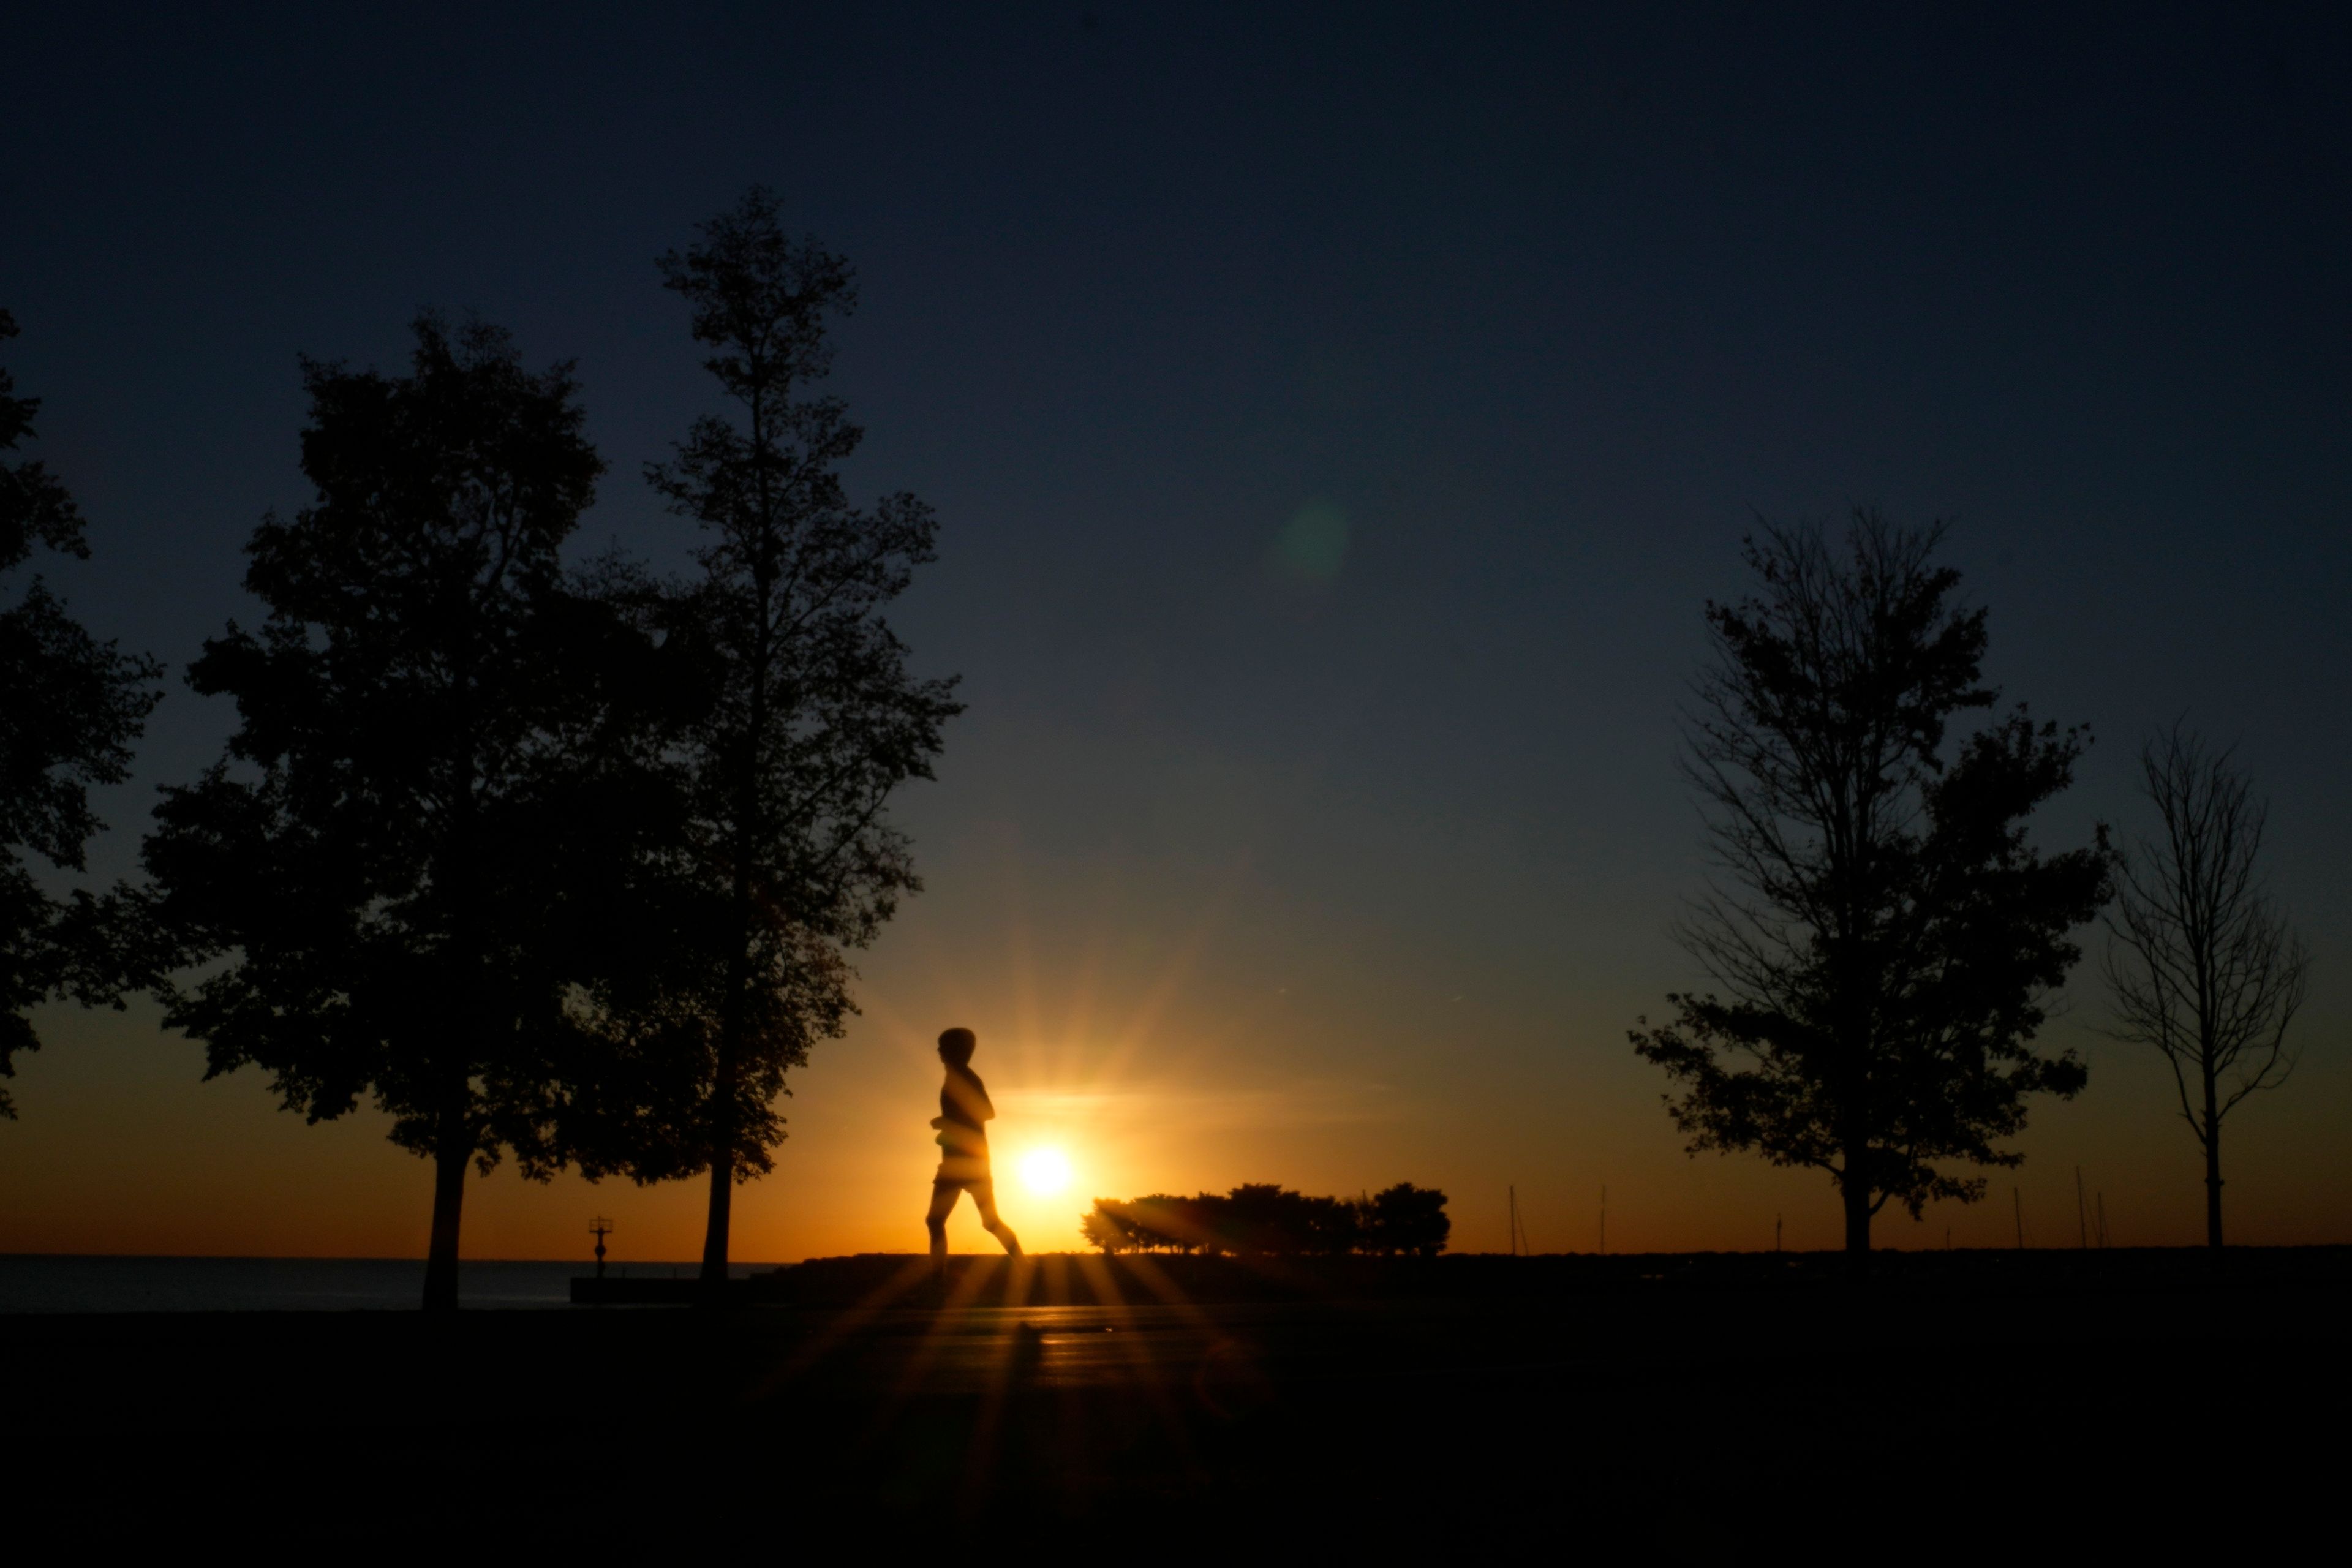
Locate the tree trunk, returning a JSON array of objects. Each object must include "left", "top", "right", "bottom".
[
  {"left": 1835, "top": 1015, "right": 1872, "bottom": 1265},
  {"left": 698, "top": 935, "right": 748, "bottom": 1286},
  {"left": 422, "top": 1100, "right": 469, "bottom": 1313},
  {"left": 699, "top": 771, "right": 758, "bottom": 1285},
  {"left": 699, "top": 1129, "right": 734, "bottom": 1286},
  {"left": 2203, "top": 1071, "right": 2224, "bottom": 1250},
  {"left": 1841, "top": 1159, "right": 1872, "bottom": 1262},
  {"left": 698, "top": 375, "right": 774, "bottom": 1292}
]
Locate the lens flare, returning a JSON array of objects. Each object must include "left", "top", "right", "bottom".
[{"left": 1018, "top": 1147, "right": 1072, "bottom": 1197}]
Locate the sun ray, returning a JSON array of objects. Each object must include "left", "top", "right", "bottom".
[{"left": 747, "top": 1254, "right": 938, "bottom": 1400}]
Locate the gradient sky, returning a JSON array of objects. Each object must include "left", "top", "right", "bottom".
[{"left": 3, "top": 4, "right": 2347, "bottom": 1261}]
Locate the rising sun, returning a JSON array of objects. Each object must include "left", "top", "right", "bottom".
[{"left": 1017, "top": 1147, "right": 1073, "bottom": 1197}]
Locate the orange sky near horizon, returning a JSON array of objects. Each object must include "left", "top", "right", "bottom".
[{"left": 6, "top": 799, "right": 2348, "bottom": 1265}]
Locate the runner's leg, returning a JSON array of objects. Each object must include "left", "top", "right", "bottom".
[
  {"left": 925, "top": 1180, "right": 960, "bottom": 1275},
  {"left": 970, "top": 1178, "right": 1022, "bottom": 1257}
]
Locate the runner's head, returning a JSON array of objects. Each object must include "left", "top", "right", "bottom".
[{"left": 938, "top": 1027, "right": 977, "bottom": 1066}]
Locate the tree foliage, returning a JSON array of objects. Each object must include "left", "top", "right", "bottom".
[
  {"left": 1632, "top": 511, "right": 2109, "bottom": 1252},
  {"left": 0, "top": 308, "right": 162, "bottom": 1117},
  {"left": 1080, "top": 1183, "right": 1450, "bottom": 1257},
  {"left": 2103, "top": 726, "right": 2308, "bottom": 1247},
  {"left": 636, "top": 189, "right": 962, "bottom": 1276},
  {"left": 138, "top": 316, "right": 625, "bottom": 1306}
]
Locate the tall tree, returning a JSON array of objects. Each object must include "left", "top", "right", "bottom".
[
  {"left": 0, "top": 308, "right": 163, "bottom": 1117},
  {"left": 647, "top": 190, "right": 961, "bottom": 1281},
  {"left": 1631, "top": 511, "right": 2109, "bottom": 1256},
  {"left": 2103, "top": 728, "right": 2308, "bottom": 1248},
  {"left": 140, "top": 316, "right": 608, "bottom": 1308}
]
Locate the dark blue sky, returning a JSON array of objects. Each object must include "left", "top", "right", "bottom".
[{"left": 5, "top": 4, "right": 2347, "bottom": 1255}]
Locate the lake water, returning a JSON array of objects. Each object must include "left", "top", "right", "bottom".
[{"left": 0, "top": 1255, "right": 773, "bottom": 1312}]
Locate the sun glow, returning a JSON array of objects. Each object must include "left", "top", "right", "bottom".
[{"left": 1017, "top": 1147, "right": 1073, "bottom": 1197}]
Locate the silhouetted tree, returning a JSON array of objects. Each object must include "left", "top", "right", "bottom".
[
  {"left": 1632, "top": 511, "right": 2109, "bottom": 1257},
  {"left": 647, "top": 190, "right": 961, "bottom": 1282},
  {"left": 140, "top": 316, "right": 610, "bottom": 1310},
  {"left": 1079, "top": 1200, "right": 1142, "bottom": 1253},
  {"left": 1299, "top": 1193, "right": 1364, "bottom": 1254},
  {"left": 0, "top": 309, "right": 162, "bottom": 1117},
  {"left": 1219, "top": 1183, "right": 1306, "bottom": 1253},
  {"left": 1082, "top": 1197, "right": 1193, "bottom": 1253},
  {"left": 1365, "top": 1183, "right": 1450, "bottom": 1256},
  {"left": 2103, "top": 728, "right": 2309, "bottom": 1248},
  {"left": 1121, "top": 1194, "right": 1208, "bottom": 1252},
  {"left": 514, "top": 557, "right": 746, "bottom": 1191}
]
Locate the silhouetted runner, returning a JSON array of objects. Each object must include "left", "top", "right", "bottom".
[{"left": 926, "top": 1027, "right": 1021, "bottom": 1277}]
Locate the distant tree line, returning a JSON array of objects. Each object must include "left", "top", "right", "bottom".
[{"left": 1080, "top": 1183, "right": 1451, "bottom": 1257}]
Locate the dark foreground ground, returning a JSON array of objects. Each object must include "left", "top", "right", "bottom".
[{"left": 16, "top": 1248, "right": 2350, "bottom": 1544}]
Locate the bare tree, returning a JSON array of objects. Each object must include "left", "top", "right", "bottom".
[{"left": 2104, "top": 728, "right": 2309, "bottom": 1248}]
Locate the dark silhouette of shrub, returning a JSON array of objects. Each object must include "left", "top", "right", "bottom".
[{"left": 1082, "top": 1183, "right": 1447, "bottom": 1256}]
